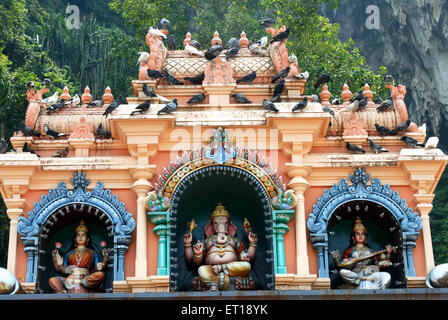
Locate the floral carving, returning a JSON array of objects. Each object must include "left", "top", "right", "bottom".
[
  {"left": 203, "top": 57, "right": 235, "bottom": 85},
  {"left": 69, "top": 117, "right": 94, "bottom": 139}
]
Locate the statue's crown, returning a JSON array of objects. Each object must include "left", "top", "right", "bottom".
[
  {"left": 75, "top": 220, "right": 89, "bottom": 234},
  {"left": 352, "top": 217, "right": 367, "bottom": 234},
  {"left": 210, "top": 203, "right": 230, "bottom": 220}
]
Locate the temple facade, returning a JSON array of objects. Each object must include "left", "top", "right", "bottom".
[{"left": 0, "top": 24, "right": 447, "bottom": 294}]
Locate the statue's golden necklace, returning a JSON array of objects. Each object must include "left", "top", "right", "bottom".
[{"left": 74, "top": 247, "right": 86, "bottom": 266}]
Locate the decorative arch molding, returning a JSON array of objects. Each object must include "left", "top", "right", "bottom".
[
  {"left": 17, "top": 171, "right": 135, "bottom": 283},
  {"left": 307, "top": 168, "right": 423, "bottom": 278}
]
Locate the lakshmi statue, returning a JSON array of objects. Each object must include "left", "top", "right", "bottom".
[
  {"left": 183, "top": 203, "right": 257, "bottom": 291},
  {"left": 49, "top": 220, "right": 109, "bottom": 293},
  {"left": 331, "top": 217, "right": 393, "bottom": 289}
]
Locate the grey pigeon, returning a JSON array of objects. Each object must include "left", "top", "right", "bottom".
[
  {"left": 226, "top": 38, "right": 240, "bottom": 50},
  {"left": 271, "top": 95, "right": 282, "bottom": 103},
  {"left": 159, "top": 18, "right": 171, "bottom": 29},
  {"left": 373, "top": 96, "right": 383, "bottom": 105},
  {"left": 184, "top": 73, "right": 205, "bottom": 85},
  {"left": 271, "top": 67, "right": 290, "bottom": 83},
  {"left": 20, "top": 121, "right": 41, "bottom": 137},
  {"left": 262, "top": 99, "right": 279, "bottom": 112},
  {"left": 45, "top": 124, "right": 67, "bottom": 139},
  {"left": 375, "top": 123, "right": 395, "bottom": 136},
  {"left": 377, "top": 99, "right": 393, "bottom": 112},
  {"left": 190, "top": 39, "right": 202, "bottom": 49},
  {"left": 103, "top": 100, "right": 118, "bottom": 118},
  {"left": 385, "top": 74, "right": 394, "bottom": 84},
  {"left": 87, "top": 99, "right": 104, "bottom": 108},
  {"left": 391, "top": 119, "right": 411, "bottom": 135},
  {"left": 232, "top": 93, "right": 252, "bottom": 104},
  {"left": 187, "top": 93, "right": 206, "bottom": 104},
  {"left": 323, "top": 106, "right": 335, "bottom": 116},
  {"left": 163, "top": 69, "right": 184, "bottom": 85},
  {"left": 226, "top": 47, "right": 239, "bottom": 60},
  {"left": 158, "top": 98, "right": 178, "bottom": 115},
  {"left": 368, "top": 139, "right": 388, "bottom": 153},
  {"left": 272, "top": 79, "right": 285, "bottom": 99},
  {"left": 357, "top": 97, "right": 368, "bottom": 111},
  {"left": 292, "top": 97, "right": 308, "bottom": 112},
  {"left": 205, "top": 44, "right": 225, "bottom": 61},
  {"left": 23, "top": 142, "right": 39, "bottom": 157},
  {"left": 236, "top": 71, "right": 256, "bottom": 84},
  {"left": 0, "top": 138, "right": 8, "bottom": 154},
  {"left": 97, "top": 123, "right": 111, "bottom": 139},
  {"left": 46, "top": 99, "right": 66, "bottom": 114},
  {"left": 350, "top": 90, "right": 364, "bottom": 103},
  {"left": 142, "top": 83, "right": 157, "bottom": 97},
  {"left": 346, "top": 142, "right": 365, "bottom": 154},
  {"left": 400, "top": 136, "right": 425, "bottom": 148},
  {"left": 51, "top": 147, "right": 69, "bottom": 158},
  {"left": 130, "top": 100, "right": 150, "bottom": 115},
  {"left": 166, "top": 35, "right": 176, "bottom": 50}
]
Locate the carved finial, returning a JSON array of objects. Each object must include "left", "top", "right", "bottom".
[
  {"left": 81, "top": 86, "right": 92, "bottom": 106},
  {"left": 211, "top": 31, "right": 222, "bottom": 46},
  {"left": 341, "top": 83, "right": 353, "bottom": 105},
  {"left": 363, "top": 83, "right": 373, "bottom": 102},
  {"left": 239, "top": 31, "right": 249, "bottom": 49},
  {"left": 183, "top": 32, "right": 192, "bottom": 47},
  {"left": 60, "top": 86, "right": 71, "bottom": 101},
  {"left": 320, "top": 84, "right": 331, "bottom": 106},
  {"left": 102, "top": 86, "right": 114, "bottom": 105}
]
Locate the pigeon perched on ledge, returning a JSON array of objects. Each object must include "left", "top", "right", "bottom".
[
  {"left": 97, "top": 123, "right": 111, "bottom": 139},
  {"left": 157, "top": 99, "right": 178, "bottom": 115},
  {"left": 51, "top": 147, "right": 69, "bottom": 158},
  {"left": 236, "top": 71, "right": 257, "bottom": 84},
  {"left": 142, "top": 83, "right": 157, "bottom": 97},
  {"left": 0, "top": 138, "right": 8, "bottom": 154},
  {"left": 400, "top": 136, "right": 425, "bottom": 148},
  {"left": 130, "top": 100, "right": 151, "bottom": 115},
  {"left": 45, "top": 124, "right": 67, "bottom": 139},
  {"left": 425, "top": 137, "right": 439, "bottom": 149},
  {"left": 184, "top": 73, "right": 205, "bottom": 85},
  {"left": 187, "top": 93, "right": 206, "bottom": 104},
  {"left": 232, "top": 93, "right": 252, "bottom": 104},
  {"left": 346, "top": 142, "right": 365, "bottom": 154},
  {"left": 20, "top": 121, "right": 41, "bottom": 137},
  {"left": 262, "top": 99, "right": 279, "bottom": 112},
  {"left": 313, "top": 74, "right": 331, "bottom": 89},
  {"left": 368, "top": 139, "right": 389, "bottom": 153},
  {"left": 103, "top": 100, "right": 118, "bottom": 118},
  {"left": 23, "top": 142, "right": 39, "bottom": 157},
  {"left": 163, "top": 69, "right": 184, "bottom": 85},
  {"left": 271, "top": 67, "right": 290, "bottom": 83},
  {"left": 292, "top": 97, "right": 308, "bottom": 112}
]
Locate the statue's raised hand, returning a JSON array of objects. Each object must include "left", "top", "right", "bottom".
[
  {"left": 184, "top": 232, "right": 192, "bottom": 246},
  {"left": 193, "top": 241, "right": 203, "bottom": 255},
  {"left": 248, "top": 232, "right": 257, "bottom": 245}
]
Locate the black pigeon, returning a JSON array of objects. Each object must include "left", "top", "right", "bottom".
[
  {"left": 272, "top": 79, "right": 285, "bottom": 99},
  {"left": 97, "top": 123, "right": 111, "bottom": 139},
  {"left": 350, "top": 90, "right": 364, "bottom": 103},
  {"left": 260, "top": 18, "right": 275, "bottom": 28},
  {"left": 130, "top": 100, "right": 151, "bottom": 115},
  {"left": 313, "top": 74, "right": 331, "bottom": 89},
  {"left": 147, "top": 68, "right": 164, "bottom": 79},
  {"left": 332, "top": 96, "right": 341, "bottom": 105},
  {"left": 41, "top": 78, "right": 52, "bottom": 87},
  {"left": 323, "top": 106, "right": 335, "bottom": 116},
  {"left": 270, "top": 28, "right": 290, "bottom": 44},
  {"left": 23, "top": 142, "right": 39, "bottom": 157},
  {"left": 385, "top": 74, "right": 394, "bottom": 84},
  {"left": 226, "top": 38, "right": 240, "bottom": 50},
  {"left": 375, "top": 123, "right": 395, "bottom": 136},
  {"left": 271, "top": 95, "right": 282, "bottom": 103},
  {"left": 166, "top": 35, "right": 176, "bottom": 50},
  {"left": 187, "top": 93, "right": 206, "bottom": 104},
  {"left": 292, "top": 97, "right": 308, "bottom": 112},
  {"left": 236, "top": 71, "right": 257, "bottom": 84},
  {"left": 163, "top": 69, "right": 184, "bottom": 85},
  {"left": 391, "top": 119, "right": 411, "bottom": 135},
  {"left": 0, "top": 138, "right": 8, "bottom": 154},
  {"left": 87, "top": 99, "right": 104, "bottom": 108},
  {"left": 190, "top": 39, "right": 202, "bottom": 49},
  {"left": 232, "top": 93, "right": 252, "bottom": 104},
  {"left": 368, "top": 139, "right": 388, "bottom": 153},
  {"left": 157, "top": 98, "right": 178, "bottom": 115},
  {"left": 51, "top": 147, "right": 69, "bottom": 158},
  {"left": 20, "top": 121, "right": 41, "bottom": 137},
  {"left": 159, "top": 18, "right": 171, "bottom": 29},
  {"left": 45, "top": 124, "right": 66, "bottom": 139},
  {"left": 346, "top": 142, "right": 365, "bottom": 154},
  {"left": 357, "top": 97, "right": 368, "bottom": 111},
  {"left": 400, "top": 136, "right": 425, "bottom": 148},
  {"left": 377, "top": 99, "right": 393, "bottom": 112},
  {"left": 184, "top": 72, "right": 205, "bottom": 85},
  {"left": 262, "top": 99, "right": 279, "bottom": 112},
  {"left": 142, "top": 83, "right": 157, "bottom": 97},
  {"left": 226, "top": 47, "right": 239, "bottom": 60},
  {"left": 373, "top": 96, "right": 383, "bottom": 105},
  {"left": 271, "top": 67, "right": 290, "bottom": 83},
  {"left": 118, "top": 95, "right": 127, "bottom": 105},
  {"left": 103, "top": 100, "right": 118, "bottom": 118},
  {"left": 205, "top": 44, "right": 225, "bottom": 61},
  {"left": 46, "top": 99, "right": 66, "bottom": 114}
]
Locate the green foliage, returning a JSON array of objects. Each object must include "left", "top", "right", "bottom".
[{"left": 431, "top": 170, "right": 448, "bottom": 265}]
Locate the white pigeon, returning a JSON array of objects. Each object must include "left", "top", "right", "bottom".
[
  {"left": 38, "top": 92, "right": 59, "bottom": 105},
  {"left": 249, "top": 36, "right": 268, "bottom": 50},
  {"left": 148, "top": 26, "right": 167, "bottom": 39},
  {"left": 425, "top": 136, "right": 439, "bottom": 149},
  {"left": 294, "top": 71, "right": 309, "bottom": 79},
  {"left": 288, "top": 53, "right": 298, "bottom": 64},
  {"left": 418, "top": 123, "right": 427, "bottom": 135},
  {"left": 65, "top": 94, "right": 80, "bottom": 107},
  {"left": 137, "top": 51, "right": 150, "bottom": 66},
  {"left": 156, "top": 94, "right": 172, "bottom": 104},
  {"left": 184, "top": 43, "right": 205, "bottom": 57}
]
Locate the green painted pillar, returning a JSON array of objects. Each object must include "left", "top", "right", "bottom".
[
  {"left": 148, "top": 211, "right": 169, "bottom": 276},
  {"left": 273, "top": 209, "right": 294, "bottom": 274}
]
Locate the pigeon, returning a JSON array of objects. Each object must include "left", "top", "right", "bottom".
[
  {"left": 425, "top": 136, "right": 439, "bottom": 149},
  {"left": 159, "top": 18, "right": 171, "bottom": 30},
  {"left": 373, "top": 96, "right": 383, "bottom": 105},
  {"left": 0, "top": 138, "right": 8, "bottom": 154},
  {"left": 87, "top": 99, "right": 104, "bottom": 108},
  {"left": 260, "top": 18, "right": 275, "bottom": 28},
  {"left": 157, "top": 98, "right": 178, "bottom": 114},
  {"left": 184, "top": 43, "right": 205, "bottom": 57},
  {"left": 322, "top": 106, "right": 335, "bottom": 116},
  {"left": 226, "top": 47, "right": 239, "bottom": 60},
  {"left": 166, "top": 35, "right": 175, "bottom": 50},
  {"left": 231, "top": 93, "right": 252, "bottom": 104},
  {"left": 368, "top": 139, "right": 388, "bottom": 153},
  {"left": 23, "top": 142, "right": 39, "bottom": 157},
  {"left": 340, "top": 100, "right": 359, "bottom": 113},
  {"left": 147, "top": 68, "right": 164, "bottom": 79},
  {"left": 27, "top": 81, "right": 35, "bottom": 89},
  {"left": 103, "top": 100, "right": 118, "bottom": 118},
  {"left": 41, "top": 78, "right": 52, "bottom": 87},
  {"left": 313, "top": 74, "right": 331, "bottom": 89},
  {"left": 357, "top": 97, "right": 368, "bottom": 111},
  {"left": 375, "top": 123, "right": 395, "bottom": 136},
  {"left": 236, "top": 71, "right": 256, "bottom": 84},
  {"left": 350, "top": 90, "right": 364, "bottom": 103},
  {"left": 385, "top": 74, "right": 394, "bottom": 84},
  {"left": 205, "top": 44, "right": 225, "bottom": 61},
  {"left": 51, "top": 147, "right": 69, "bottom": 158},
  {"left": 248, "top": 36, "right": 268, "bottom": 51},
  {"left": 288, "top": 53, "right": 298, "bottom": 64},
  {"left": 163, "top": 69, "right": 184, "bottom": 85},
  {"left": 97, "top": 123, "right": 111, "bottom": 139},
  {"left": 270, "top": 28, "right": 290, "bottom": 44},
  {"left": 118, "top": 95, "right": 127, "bottom": 105},
  {"left": 184, "top": 73, "right": 205, "bottom": 85},
  {"left": 64, "top": 94, "right": 80, "bottom": 107},
  {"left": 292, "top": 97, "right": 308, "bottom": 112},
  {"left": 148, "top": 26, "right": 167, "bottom": 39},
  {"left": 130, "top": 100, "right": 151, "bottom": 115},
  {"left": 271, "top": 67, "right": 290, "bottom": 83},
  {"left": 38, "top": 92, "right": 59, "bottom": 105},
  {"left": 142, "top": 83, "right": 157, "bottom": 97},
  {"left": 187, "top": 93, "right": 206, "bottom": 104},
  {"left": 391, "top": 119, "right": 411, "bottom": 135},
  {"left": 271, "top": 95, "right": 282, "bottom": 103},
  {"left": 311, "top": 94, "right": 319, "bottom": 102},
  {"left": 137, "top": 51, "right": 150, "bottom": 66},
  {"left": 401, "top": 136, "right": 425, "bottom": 148},
  {"left": 332, "top": 96, "right": 341, "bottom": 105},
  {"left": 156, "top": 94, "right": 172, "bottom": 104},
  {"left": 20, "top": 121, "right": 41, "bottom": 137},
  {"left": 418, "top": 123, "right": 427, "bottom": 134},
  {"left": 226, "top": 38, "right": 240, "bottom": 50},
  {"left": 190, "top": 39, "right": 202, "bottom": 49},
  {"left": 346, "top": 142, "right": 365, "bottom": 154},
  {"left": 262, "top": 99, "right": 279, "bottom": 112},
  {"left": 45, "top": 124, "right": 66, "bottom": 139},
  {"left": 272, "top": 79, "right": 285, "bottom": 100},
  {"left": 46, "top": 99, "right": 66, "bottom": 114},
  {"left": 377, "top": 99, "right": 393, "bottom": 112},
  {"left": 294, "top": 71, "right": 309, "bottom": 79}
]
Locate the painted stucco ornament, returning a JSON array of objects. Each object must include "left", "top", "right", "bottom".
[
  {"left": 0, "top": 267, "right": 20, "bottom": 294},
  {"left": 183, "top": 203, "right": 257, "bottom": 291},
  {"left": 426, "top": 263, "right": 448, "bottom": 288}
]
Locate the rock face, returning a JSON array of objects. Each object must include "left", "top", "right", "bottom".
[{"left": 321, "top": 0, "right": 448, "bottom": 145}]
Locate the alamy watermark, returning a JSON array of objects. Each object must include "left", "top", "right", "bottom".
[
  {"left": 65, "top": 4, "right": 80, "bottom": 30},
  {"left": 365, "top": 5, "right": 380, "bottom": 30}
]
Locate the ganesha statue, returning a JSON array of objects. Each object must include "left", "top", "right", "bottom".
[{"left": 183, "top": 203, "right": 257, "bottom": 291}]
